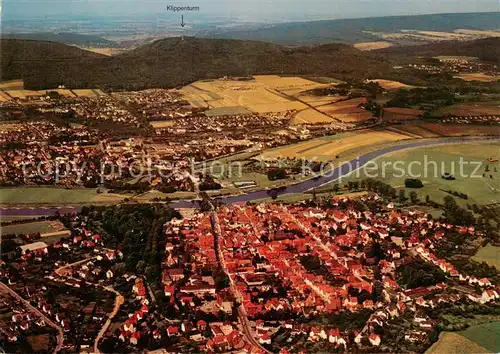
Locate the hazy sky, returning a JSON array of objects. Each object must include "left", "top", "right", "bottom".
[{"left": 3, "top": 0, "right": 499, "bottom": 21}]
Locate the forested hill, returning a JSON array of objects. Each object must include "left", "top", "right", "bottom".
[{"left": 1, "top": 37, "right": 392, "bottom": 90}]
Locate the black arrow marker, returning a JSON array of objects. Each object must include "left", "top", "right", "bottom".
[{"left": 181, "top": 15, "right": 185, "bottom": 27}]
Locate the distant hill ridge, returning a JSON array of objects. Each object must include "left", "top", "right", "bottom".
[
  {"left": 1, "top": 36, "right": 499, "bottom": 90},
  {"left": 376, "top": 37, "right": 500, "bottom": 63},
  {"left": 1, "top": 37, "right": 392, "bottom": 90},
  {"left": 1, "top": 32, "right": 119, "bottom": 47},
  {"left": 203, "top": 12, "right": 500, "bottom": 45}
]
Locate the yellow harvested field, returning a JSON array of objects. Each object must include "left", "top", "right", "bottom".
[
  {"left": 261, "top": 130, "right": 409, "bottom": 160},
  {"left": 81, "top": 47, "right": 128, "bottom": 56},
  {"left": 426, "top": 332, "right": 489, "bottom": 354},
  {"left": 368, "top": 79, "right": 412, "bottom": 90},
  {"left": 180, "top": 75, "right": 330, "bottom": 116},
  {"left": 0, "top": 79, "right": 24, "bottom": 90},
  {"left": 304, "top": 130, "right": 406, "bottom": 157},
  {"left": 151, "top": 121, "right": 176, "bottom": 128},
  {"left": 72, "top": 89, "right": 97, "bottom": 97},
  {"left": 253, "top": 75, "right": 283, "bottom": 82},
  {"left": 354, "top": 41, "right": 393, "bottom": 51},
  {"left": 291, "top": 109, "right": 334, "bottom": 125},
  {"left": 254, "top": 76, "right": 321, "bottom": 89},
  {"left": 0, "top": 92, "right": 12, "bottom": 102},
  {"left": 4, "top": 90, "right": 43, "bottom": 99},
  {"left": 454, "top": 29, "right": 500, "bottom": 37},
  {"left": 454, "top": 73, "right": 500, "bottom": 82},
  {"left": 299, "top": 95, "right": 345, "bottom": 106},
  {"left": 251, "top": 101, "right": 307, "bottom": 113}
]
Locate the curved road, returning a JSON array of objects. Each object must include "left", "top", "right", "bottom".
[
  {"left": 0, "top": 282, "right": 64, "bottom": 354},
  {"left": 1, "top": 136, "right": 498, "bottom": 215}
]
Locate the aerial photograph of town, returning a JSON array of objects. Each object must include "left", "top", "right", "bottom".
[{"left": 0, "top": 0, "right": 499, "bottom": 353}]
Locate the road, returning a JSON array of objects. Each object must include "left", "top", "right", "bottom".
[
  {"left": 54, "top": 258, "right": 123, "bottom": 354},
  {"left": 1, "top": 136, "right": 498, "bottom": 216},
  {"left": 0, "top": 282, "right": 64, "bottom": 354},
  {"left": 94, "top": 287, "right": 124, "bottom": 354},
  {"left": 208, "top": 202, "right": 270, "bottom": 353}
]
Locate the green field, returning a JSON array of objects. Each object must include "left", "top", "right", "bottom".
[
  {"left": 427, "top": 321, "right": 500, "bottom": 354},
  {"left": 1, "top": 220, "right": 64, "bottom": 235},
  {"left": 459, "top": 322, "right": 500, "bottom": 353},
  {"left": 472, "top": 244, "right": 500, "bottom": 270},
  {"left": 0, "top": 187, "right": 127, "bottom": 205},
  {"left": 322, "top": 141, "right": 500, "bottom": 206}
]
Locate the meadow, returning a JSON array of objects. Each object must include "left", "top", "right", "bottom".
[
  {"left": 336, "top": 141, "right": 500, "bottom": 206},
  {"left": 472, "top": 244, "right": 500, "bottom": 270},
  {"left": 1, "top": 220, "right": 66, "bottom": 236},
  {"left": 0, "top": 187, "right": 126, "bottom": 205}
]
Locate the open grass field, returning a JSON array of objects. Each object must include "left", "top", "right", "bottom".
[
  {"left": 0, "top": 187, "right": 127, "bottom": 205},
  {"left": 437, "top": 103, "right": 500, "bottom": 116},
  {"left": 459, "top": 322, "right": 500, "bottom": 353},
  {"left": 1, "top": 220, "right": 66, "bottom": 235},
  {"left": 367, "top": 79, "right": 412, "bottom": 91},
  {"left": 179, "top": 75, "right": 331, "bottom": 115},
  {"left": 0, "top": 215, "right": 47, "bottom": 223},
  {"left": 337, "top": 141, "right": 500, "bottom": 206},
  {"left": 454, "top": 73, "right": 500, "bottom": 82},
  {"left": 472, "top": 244, "right": 500, "bottom": 270},
  {"left": 426, "top": 332, "right": 489, "bottom": 354},
  {"left": 354, "top": 41, "right": 394, "bottom": 51},
  {"left": 260, "top": 129, "right": 409, "bottom": 161}
]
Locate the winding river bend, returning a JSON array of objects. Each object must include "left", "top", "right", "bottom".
[{"left": 1, "top": 136, "right": 498, "bottom": 216}]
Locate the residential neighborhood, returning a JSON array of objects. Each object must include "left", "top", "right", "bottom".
[{"left": 2, "top": 191, "right": 499, "bottom": 353}]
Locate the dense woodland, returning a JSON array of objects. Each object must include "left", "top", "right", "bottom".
[
  {"left": 65, "top": 204, "right": 182, "bottom": 283},
  {"left": 2, "top": 36, "right": 499, "bottom": 90}
]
